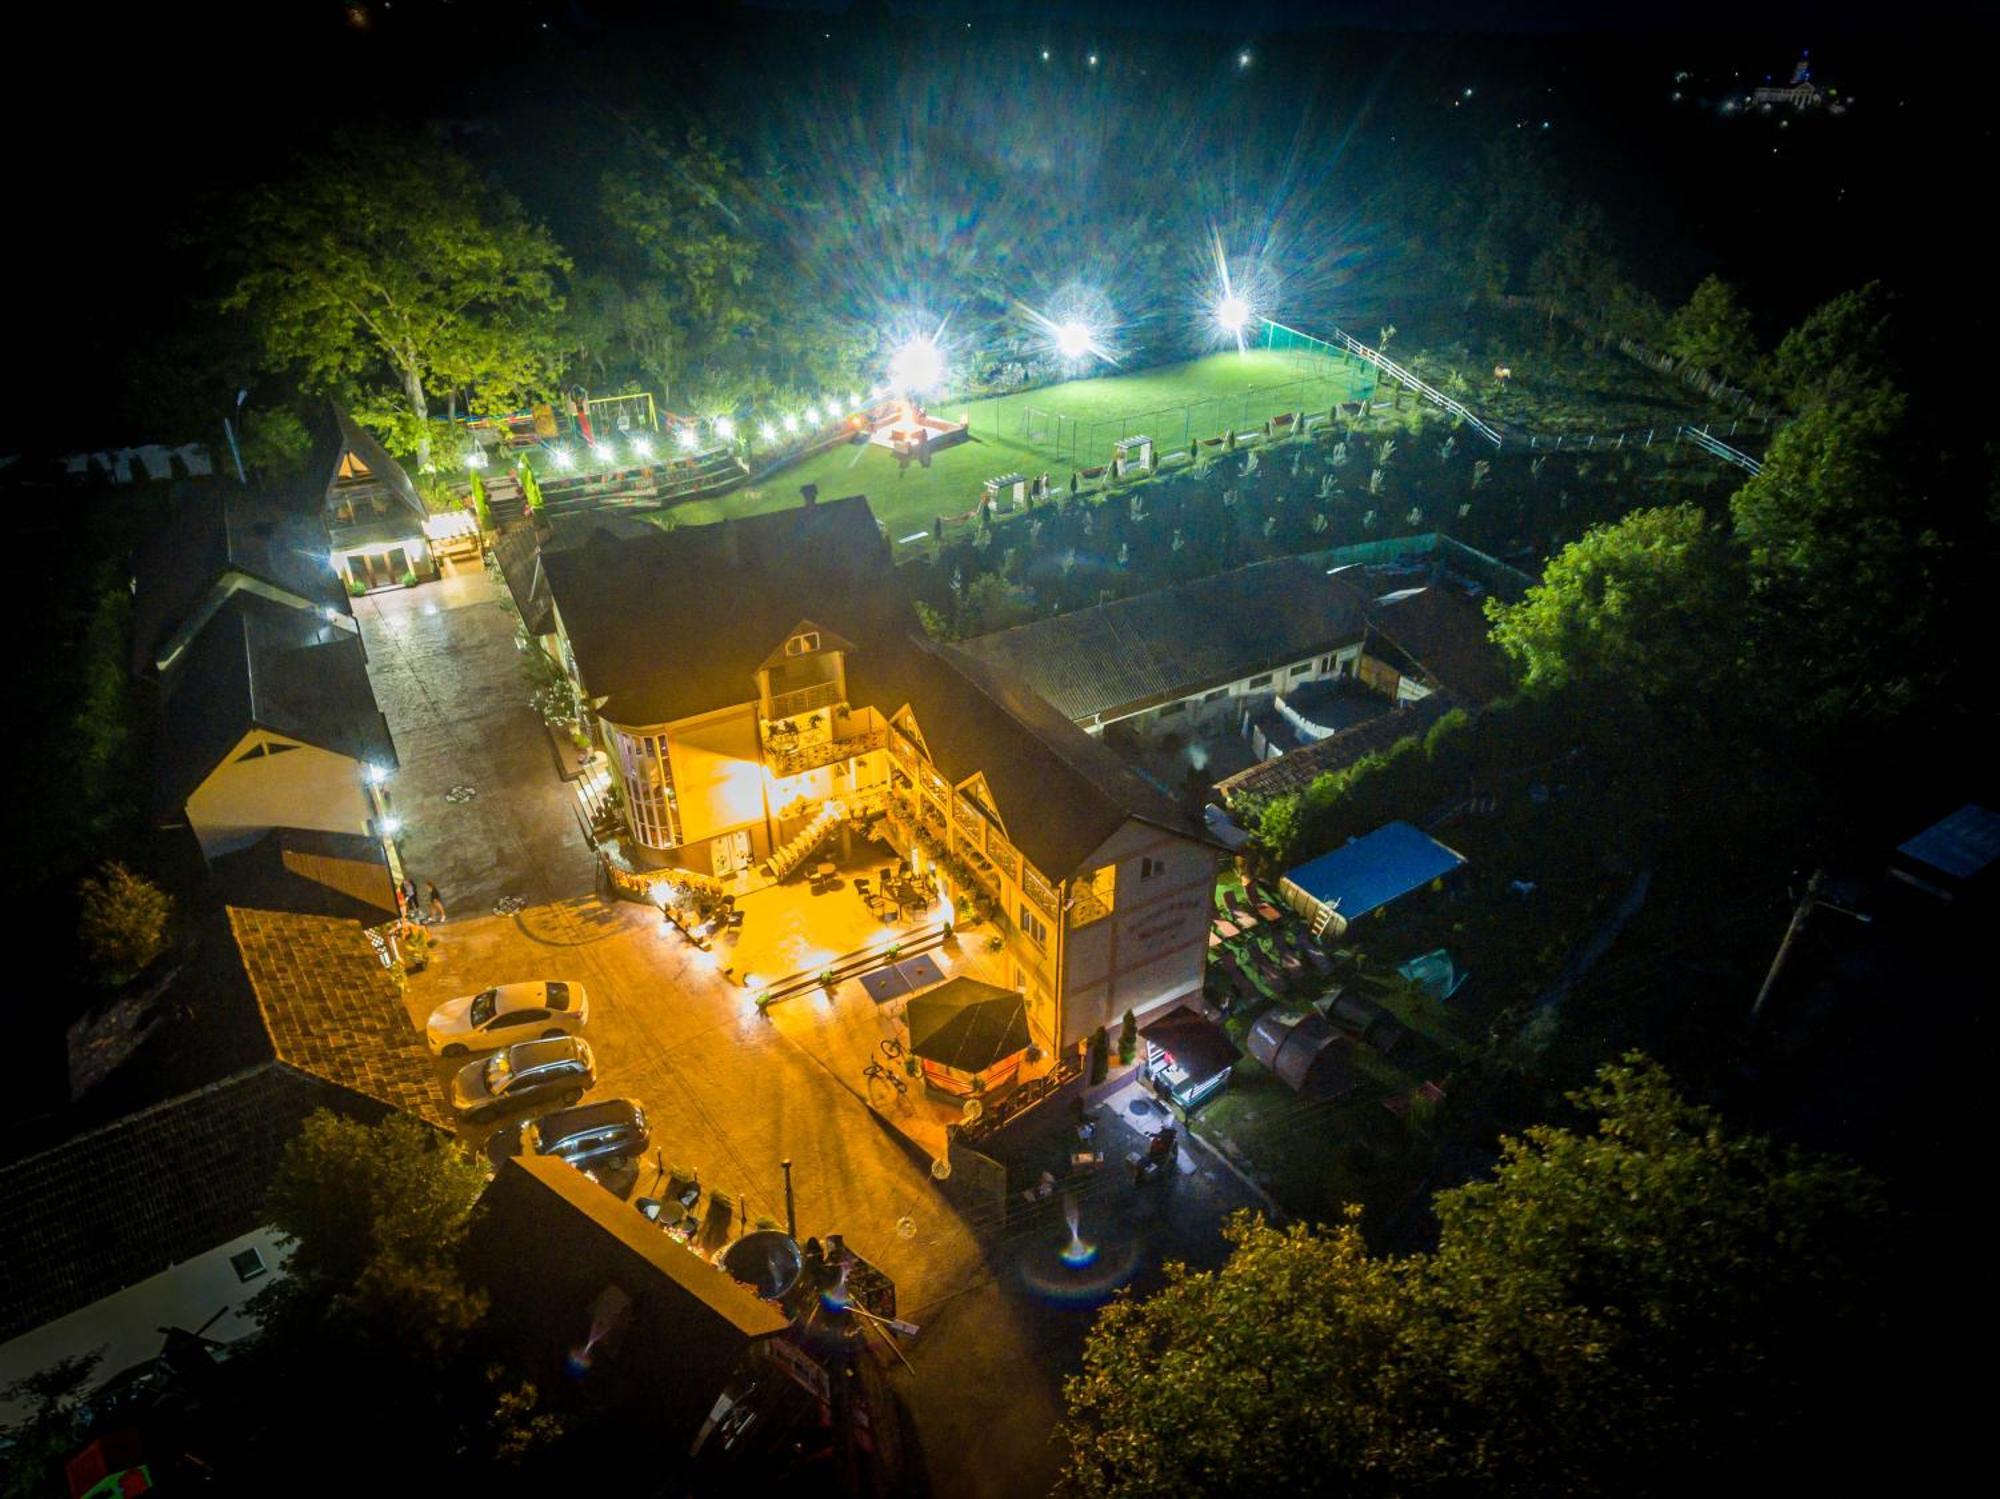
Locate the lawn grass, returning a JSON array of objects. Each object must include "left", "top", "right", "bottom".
[{"left": 666, "top": 350, "right": 1368, "bottom": 549}]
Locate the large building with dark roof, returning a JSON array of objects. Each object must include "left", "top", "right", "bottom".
[
  {"left": 0, "top": 905, "right": 445, "bottom": 1417},
  {"left": 542, "top": 496, "right": 1222, "bottom": 1051},
  {"left": 958, "top": 557, "right": 1374, "bottom": 731}
]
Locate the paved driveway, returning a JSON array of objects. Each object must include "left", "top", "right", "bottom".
[{"left": 357, "top": 569, "right": 596, "bottom": 915}]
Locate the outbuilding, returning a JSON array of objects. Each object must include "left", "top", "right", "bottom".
[{"left": 1138, "top": 1005, "right": 1242, "bottom": 1111}]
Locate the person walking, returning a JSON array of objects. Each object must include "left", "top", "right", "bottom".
[
  {"left": 399, "top": 874, "right": 418, "bottom": 917},
  {"left": 426, "top": 882, "right": 446, "bottom": 924}
]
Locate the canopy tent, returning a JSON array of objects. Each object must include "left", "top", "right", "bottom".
[{"left": 903, "top": 978, "right": 1032, "bottom": 1097}]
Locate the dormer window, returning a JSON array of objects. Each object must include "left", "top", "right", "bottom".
[{"left": 784, "top": 631, "right": 821, "bottom": 657}]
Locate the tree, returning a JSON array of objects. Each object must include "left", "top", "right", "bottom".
[
  {"left": 77, "top": 860, "right": 172, "bottom": 980},
  {"left": 1665, "top": 274, "right": 1756, "bottom": 382},
  {"left": 257, "top": 1109, "right": 488, "bottom": 1296},
  {"left": 598, "top": 130, "right": 763, "bottom": 407},
  {"left": 0, "top": 1355, "right": 103, "bottom": 1499},
  {"left": 1729, "top": 389, "right": 1938, "bottom": 723},
  {"left": 1484, "top": 504, "right": 1737, "bottom": 709},
  {"left": 237, "top": 1111, "right": 556, "bottom": 1478},
  {"left": 1762, "top": 281, "right": 1895, "bottom": 413},
  {"left": 1059, "top": 1057, "right": 1889, "bottom": 1497},
  {"left": 221, "top": 131, "right": 569, "bottom": 466}
]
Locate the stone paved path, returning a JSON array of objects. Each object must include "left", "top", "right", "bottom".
[{"left": 357, "top": 568, "right": 596, "bottom": 917}]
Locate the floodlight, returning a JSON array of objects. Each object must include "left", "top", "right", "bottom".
[
  {"left": 677, "top": 426, "right": 699, "bottom": 451},
  {"left": 714, "top": 416, "right": 735, "bottom": 440},
  {"left": 805, "top": 406, "right": 822, "bottom": 425},
  {"left": 631, "top": 436, "right": 654, "bottom": 459},
  {"left": 1054, "top": 320, "right": 1095, "bottom": 360},
  {"left": 1239, "top": 51, "right": 1252, "bottom": 67},
  {"left": 760, "top": 421, "right": 777, "bottom": 440},
  {"left": 783, "top": 413, "right": 800, "bottom": 434},
  {"left": 889, "top": 336, "right": 946, "bottom": 394},
  {"left": 465, "top": 448, "right": 488, "bottom": 470},
  {"left": 552, "top": 447, "right": 575, "bottom": 469},
  {"left": 380, "top": 815, "right": 402, "bottom": 836},
  {"left": 593, "top": 442, "right": 616, "bottom": 464},
  {"left": 1215, "top": 293, "right": 1251, "bottom": 333},
  {"left": 365, "top": 764, "right": 390, "bottom": 786},
  {"left": 847, "top": 392, "right": 860, "bottom": 408},
  {"left": 1088, "top": 53, "right": 1099, "bottom": 66}
]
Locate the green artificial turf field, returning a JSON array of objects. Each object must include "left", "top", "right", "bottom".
[{"left": 666, "top": 348, "right": 1372, "bottom": 547}]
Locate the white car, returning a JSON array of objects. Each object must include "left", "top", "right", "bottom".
[{"left": 425, "top": 981, "right": 589, "bottom": 1057}]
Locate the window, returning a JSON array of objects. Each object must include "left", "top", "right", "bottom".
[
  {"left": 1248, "top": 673, "right": 1274, "bottom": 688},
  {"left": 1070, "top": 864, "right": 1117, "bottom": 927},
  {"left": 1140, "top": 856, "right": 1166, "bottom": 882},
  {"left": 784, "top": 631, "right": 820, "bottom": 656},
  {"left": 264, "top": 741, "right": 298, "bottom": 756},
  {"left": 469, "top": 989, "right": 499, "bottom": 1027},
  {"left": 1290, "top": 662, "right": 1312, "bottom": 677},
  {"left": 231, "top": 1247, "right": 268, "bottom": 1283},
  {"left": 1156, "top": 701, "right": 1187, "bottom": 719},
  {"left": 234, "top": 743, "right": 267, "bottom": 763},
  {"left": 1319, "top": 656, "right": 1333, "bottom": 672},
  {"left": 1019, "top": 905, "right": 1048, "bottom": 948},
  {"left": 1202, "top": 689, "right": 1228, "bottom": 704},
  {"left": 546, "top": 981, "right": 573, "bottom": 1011}
]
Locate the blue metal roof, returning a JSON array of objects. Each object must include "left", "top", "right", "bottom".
[
  {"left": 1897, "top": 803, "right": 2000, "bottom": 882},
  {"left": 1282, "top": 821, "right": 1467, "bottom": 921}
]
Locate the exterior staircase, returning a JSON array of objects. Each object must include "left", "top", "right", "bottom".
[{"left": 762, "top": 801, "right": 845, "bottom": 882}]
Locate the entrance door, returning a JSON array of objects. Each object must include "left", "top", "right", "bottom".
[{"left": 712, "top": 830, "right": 751, "bottom": 878}]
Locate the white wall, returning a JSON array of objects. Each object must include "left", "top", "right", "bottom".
[
  {"left": 185, "top": 732, "right": 375, "bottom": 858},
  {"left": 0, "top": 1227, "right": 288, "bottom": 1423},
  {"left": 1059, "top": 820, "right": 1219, "bottom": 1048}
]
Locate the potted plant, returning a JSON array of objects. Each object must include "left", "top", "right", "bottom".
[{"left": 1118, "top": 1008, "right": 1138, "bottom": 1064}]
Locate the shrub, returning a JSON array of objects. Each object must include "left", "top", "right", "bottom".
[{"left": 78, "top": 861, "right": 173, "bottom": 980}]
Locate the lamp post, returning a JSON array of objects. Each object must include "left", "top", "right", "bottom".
[{"left": 781, "top": 1158, "right": 796, "bottom": 1241}]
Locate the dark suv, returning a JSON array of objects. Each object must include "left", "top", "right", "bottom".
[
  {"left": 491, "top": 1099, "right": 649, "bottom": 1172},
  {"left": 450, "top": 1037, "right": 596, "bottom": 1124}
]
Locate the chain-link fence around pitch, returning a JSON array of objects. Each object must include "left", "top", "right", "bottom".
[{"left": 1017, "top": 364, "right": 1370, "bottom": 472}]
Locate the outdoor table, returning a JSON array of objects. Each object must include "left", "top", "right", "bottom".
[{"left": 1071, "top": 1151, "right": 1104, "bottom": 1169}]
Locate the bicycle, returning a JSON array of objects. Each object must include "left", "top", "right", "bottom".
[
  {"left": 879, "top": 1037, "right": 906, "bottom": 1061},
  {"left": 862, "top": 1061, "right": 909, "bottom": 1095}
]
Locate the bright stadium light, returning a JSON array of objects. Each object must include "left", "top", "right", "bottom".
[
  {"left": 593, "top": 442, "right": 616, "bottom": 465},
  {"left": 631, "top": 436, "right": 654, "bottom": 460},
  {"left": 783, "top": 413, "right": 799, "bottom": 434},
  {"left": 1215, "top": 293, "right": 1251, "bottom": 334},
  {"left": 714, "top": 416, "right": 736, "bottom": 440},
  {"left": 847, "top": 392, "right": 861, "bottom": 409},
  {"left": 677, "top": 426, "right": 699, "bottom": 451},
  {"left": 760, "top": 421, "right": 777, "bottom": 441},
  {"left": 552, "top": 447, "right": 575, "bottom": 469},
  {"left": 1054, "top": 320, "right": 1095, "bottom": 360},
  {"left": 889, "top": 336, "right": 946, "bottom": 395},
  {"left": 805, "top": 405, "right": 822, "bottom": 425}
]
